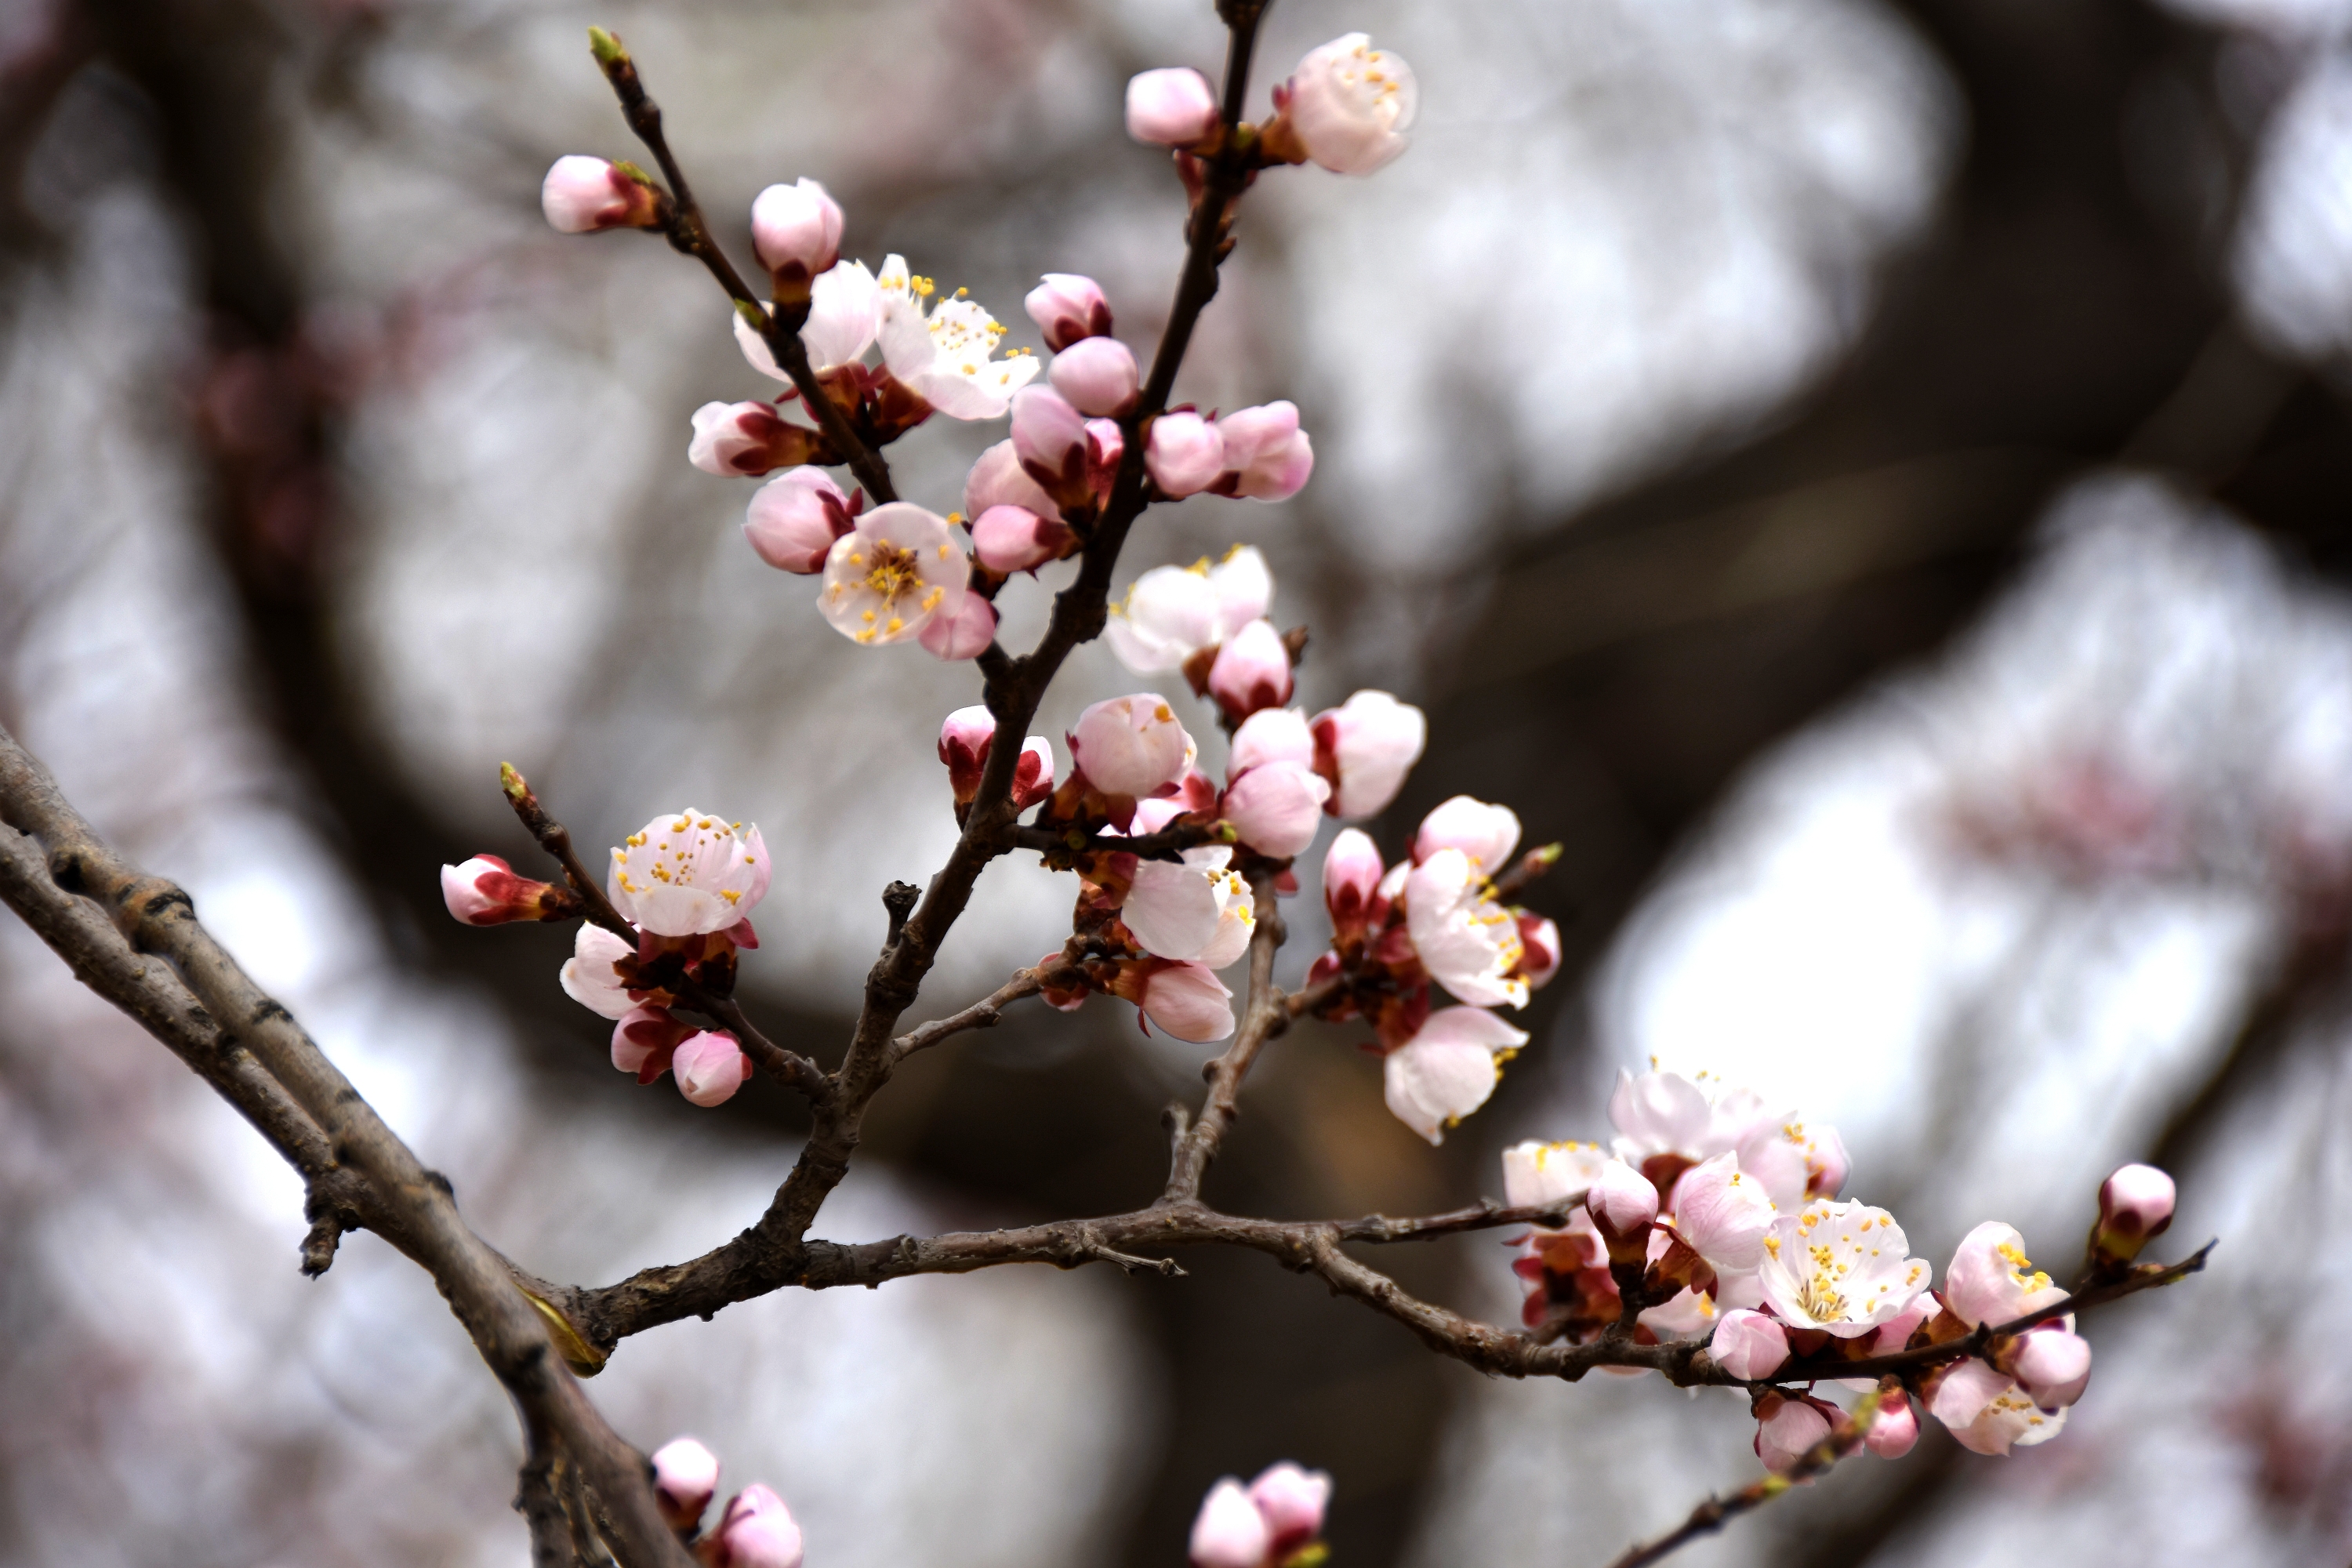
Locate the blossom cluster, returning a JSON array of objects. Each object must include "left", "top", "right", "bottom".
[
  {"left": 650, "top": 1436, "right": 803, "bottom": 1568},
  {"left": 1501, "top": 1067, "right": 2180, "bottom": 1466}
]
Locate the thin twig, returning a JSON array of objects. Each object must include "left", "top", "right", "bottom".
[
  {"left": 1164, "top": 866, "right": 1286, "bottom": 1201},
  {"left": 1602, "top": 1392, "right": 1887, "bottom": 1568},
  {"left": 891, "top": 966, "right": 1058, "bottom": 1063}
]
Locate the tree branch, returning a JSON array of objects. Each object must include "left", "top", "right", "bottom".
[{"left": 1164, "top": 866, "right": 1287, "bottom": 1200}]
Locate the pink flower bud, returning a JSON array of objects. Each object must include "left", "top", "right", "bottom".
[
  {"left": 1221, "top": 760, "right": 1332, "bottom": 858},
  {"left": 1124, "top": 959, "right": 1236, "bottom": 1043},
  {"left": 1014, "top": 735, "right": 1055, "bottom": 811},
  {"left": 1754, "top": 1390, "right": 1834, "bottom": 1475},
  {"left": 1188, "top": 1477, "right": 1271, "bottom": 1568},
  {"left": 2009, "top": 1327, "right": 2092, "bottom": 1409},
  {"left": 1247, "top": 1463, "right": 1330, "bottom": 1557},
  {"left": 541, "top": 155, "right": 659, "bottom": 233},
  {"left": 1310, "top": 690, "right": 1427, "bottom": 820},
  {"left": 749, "top": 178, "right": 844, "bottom": 296},
  {"left": 703, "top": 1485, "right": 804, "bottom": 1568},
  {"left": 1025, "top": 273, "right": 1114, "bottom": 353},
  {"left": 1709, "top": 1308, "right": 1791, "bottom": 1381},
  {"left": 1085, "top": 417, "right": 1125, "bottom": 503},
  {"left": 651, "top": 1436, "right": 720, "bottom": 1532},
  {"left": 1047, "top": 335, "right": 1140, "bottom": 416},
  {"left": 1413, "top": 796, "right": 1521, "bottom": 871},
  {"left": 1587, "top": 1159, "right": 1661, "bottom": 1244},
  {"left": 971, "top": 504, "right": 1073, "bottom": 573},
  {"left": 1323, "top": 827, "right": 1386, "bottom": 936},
  {"left": 1211, "top": 401, "right": 1314, "bottom": 501},
  {"left": 1071, "top": 694, "right": 1197, "bottom": 798},
  {"left": 1012, "top": 386, "right": 1098, "bottom": 510},
  {"left": 1512, "top": 913, "right": 1561, "bottom": 992},
  {"left": 1207, "top": 619, "right": 1295, "bottom": 723},
  {"left": 743, "top": 466, "right": 857, "bottom": 573},
  {"left": 1283, "top": 34, "right": 1417, "bottom": 175},
  {"left": 918, "top": 590, "right": 996, "bottom": 662},
  {"left": 1230, "top": 706, "right": 1316, "bottom": 776},
  {"left": 938, "top": 706, "right": 996, "bottom": 804},
  {"left": 1146, "top": 411, "right": 1226, "bottom": 498},
  {"left": 440, "top": 854, "right": 568, "bottom": 925},
  {"left": 612, "top": 1004, "right": 691, "bottom": 1083},
  {"left": 689, "top": 401, "right": 833, "bottom": 478},
  {"left": 1865, "top": 1391, "right": 1921, "bottom": 1458},
  {"left": 1127, "top": 67, "right": 1222, "bottom": 150},
  {"left": 2094, "top": 1163, "right": 2176, "bottom": 1261},
  {"left": 673, "top": 1031, "right": 752, "bottom": 1108},
  {"left": 964, "top": 437, "right": 1062, "bottom": 522}
]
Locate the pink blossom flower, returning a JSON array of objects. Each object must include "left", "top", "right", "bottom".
[
  {"left": 541, "top": 155, "right": 660, "bottom": 232},
  {"left": 612, "top": 1004, "right": 692, "bottom": 1083},
  {"left": 970, "top": 503, "right": 1073, "bottom": 573},
  {"left": 1310, "top": 691, "right": 1426, "bottom": 820},
  {"left": 440, "top": 855, "right": 565, "bottom": 925},
  {"left": 2009, "top": 1327, "right": 2092, "bottom": 1408},
  {"left": 1210, "top": 401, "right": 1314, "bottom": 500},
  {"left": 1283, "top": 34, "right": 1417, "bottom": 175},
  {"left": 674, "top": 1031, "right": 753, "bottom": 1108},
  {"left": 1322, "top": 827, "right": 1387, "bottom": 940},
  {"left": 1146, "top": 410, "right": 1227, "bottom": 497},
  {"left": 1048, "top": 335, "right": 1141, "bottom": 417},
  {"left": 561, "top": 924, "right": 637, "bottom": 1018},
  {"left": 1757, "top": 1201, "right": 1931, "bottom": 1338},
  {"left": 1106, "top": 546, "right": 1272, "bottom": 673},
  {"left": 1412, "top": 795, "right": 1521, "bottom": 871},
  {"left": 652, "top": 1436, "right": 720, "bottom": 1532},
  {"left": 749, "top": 178, "right": 844, "bottom": 296},
  {"left": 1929, "top": 1358, "right": 2067, "bottom": 1456},
  {"left": 819, "top": 502, "right": 969, "bottom": 647},
  {"left": 1866, "top": 1392, "right": 1921, "bottom": 1458},
  {"left": 1188, "top": 1478, "right": 1271, "bottom": 1568},
  {"left": 1734, "top": 1117, "right": 1850, "bottom": 1209},
  {"left": 1071, "top": 694, "right": 1198, "bottom": 798},
  {"left": 735, "top": 258, "right": 885, "bottom": 380},
  {"left": 1123, "top": 848, "right": 1255, "bottom": 968},
  {"left": 1944, "top": 1221, "right": 2066, "bottom": 1328},
  {"left": 1221, "top": 760, "right": 1331, "bottom": 858},
  {"left": 743, "top": 466, "right": 857, "bottom": 573},
  {"left": 1710, "top": 1308, "right": 1790, "bottom": 1381},
  {"left": 1128, "top": 67, "right": 1223, "bottom": 150},
  {"left": 1025, "top": 273, "right": 1112, "bottom": 353},
  {"left": 689, "top": 401, "right": 822, "bottom": 477},
  {"left": 1207, "top": 619, "right": 1294, "bottom": 721},
  {"left": 701, "top": 1484, "right": 804, "bottom": 1568},
  {"left": 1671, "top": 1152, "right": 1777, "bottom": 1273},
  {"left": 1384, "top": 1006, "right": 1526, "bottom": 1144},
  {"left": 875, "top": 254, "right": 1040, "bottom": 419},
  {"left": 1512, "top": 913, "right": 1561, "bottom": 992},
  {"left": 1501, "top": 1139, "right": 1612, "bottom": 1209},
  {"left": 1117, "top": 959, "right": 1235, "bottom": 1042},
  {"left": 2095, "top": 1163, "right": 2176, "bottom": 1262},
  {"left": 1606, "top": 1068, "right": 1778, "bottom": 1171},
  {"left": 608, "top": 811, "right": 771, "bottom": 937},
  {"left": 1586, "top": 1158, "right": 1661, "bottom": 1244},
  {"left": 1754, "top": 1391, "right": 1835, "bottom": 1475},
  {"left": 1404, "top": 848, "right": 1528, "bottom": 1007},
  {"left": 1247, "top": 1463, "right": 1330, "bottom": 1559},
  {"left": 918, "top": 590, "right": 996, "bottom": 662}
]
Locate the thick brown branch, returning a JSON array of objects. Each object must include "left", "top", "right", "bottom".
[{"left": 0, "top": 726, "right": 691, "bottom": 1568}]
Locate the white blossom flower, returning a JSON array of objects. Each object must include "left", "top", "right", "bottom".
[
  {"left": 1754, "top": 1392, "right": 1833, "bottom": 1475},
  {"left": 735, "top": 258, "right": 886, "bottom": 380},
  {"left": 1311, "top": 690, "right": 1425, "bottom": 819},
  {"left": 1123, "top": 846, "right": 1255, "bottom": 969},
  {"left": 1412, "top": 795, "right": 1521, "bottom": 871},
  {"left": 1106, "top": 546, "right": 1273, "bottom": 673},
  {"left": 1283, "top": 34, "right": 1417, "bottom": 175},
  {"left": 1757, "top": 1200, "right": 1932, "bottom": 1338},
  {"left": 1404, "top": 847, "right": 1528, "bottom": 1007},
  {"left": 607, "top": 810, "right": 771, "bottom": 937},
  {"left": 818, "top": 503, "right": 970, "bottom": 647},
  {"left": 1384, "top": 1006, "right": 1526, "bottom": 1144},
  {"left": 877, "top": 255, "right": 1040, "bottom": 419},
  {"left": 560, "top": 924, "right": 637, "bottom": 1019},
  {"left": 1929, "top": 1358, "right": 2067, "bottom": 1456},
  {"left": 1671, "top": 1151, "right": 1778, "bottom": 1273},
  {"left": 1944, "top": 1221, "right": 2067, "bottom": 1328},
  {"left": 1501, "top": 1139, "right": 1612, "bottom": 1210}
]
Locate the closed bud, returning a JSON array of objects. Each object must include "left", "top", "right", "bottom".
[
  {"left": 1112, "top": 958, "right": 1236, "bottom": 1042},
  {"left": 1311, "top": 690, "right": 1427, "bottom": 820},
  {"left": 1586, "top": 1159, "right": 1660, "bottom": 1250},
  {"left": 541, "top": 154, "right": 662, "bottom": 233},
  {"left": 938, "top": 706, "right": 997, "bottom": 804},
  {"left": 1510, "top": 912, "right": 1561, "bottom": 992},
  {"left": 971, "top": 503, "right": 1075, "bottom": 574},
  {"left": 1127, "top": 67, "right": 1223, "bottom": 151},
  {"left": 1071, "top": 694, "right": 1197, "bottom": 799},
  {"left": 1710, "top": 1308, "right": 1791, "bottom": 1381},
  {"left": 673, "top": 1031, "right": 753, "bottom": 1108},
  {"left": 1145, "top": 411, "right": 1226, "bottom": 498},
  {"left": 1188, "top": 1478, "right": 1271, "bottom": 1568},
  {"left": 691, "top": 401, "right": 834, "bottom": 478},
  {"left": 1011, "top": 386, "right": 1097, "bottom": 510},
  {"left": 1247, "top": 1463, "right": 1331, "bottom": 1559},
  {"left": 1230, "top": 706, "right": 1316, "bottom": 775},
  {"left": 743, "top": 466, "right": 858, "bottom": 573},
  {"left": 1753, "top": 1389, "right": 1834, "bottom": 1475},
  {"left": 1210, "top": 401, "right": 1314, "bottom": 501},
  {"left": 2006, "top": 1327, "right": 2092, "bottom": 1409},
  {"left": 1221, "top": 760, "right": 1331, "bottom": 858},
  {"left": 1025, "top": 273, "right": 1113, "bottom": 351},
  {"left": 2093, "top": 1163, "right": 2176, "bottom": 1263},
  {"left": 440, "top": 855, "right": 576, "bottom": 925},
  {"left": 749, "top": 178, "right": 844, "bottom": 299},
  {"left": 650, "top": 1436, "right": 720, "bottom": 1532},
  {"left": 1014, "top": 735, "right": 1056, "bottom": 811},
  {"left": 1207, "top": 618, "right": 1295, "bottom": 722},
  {"left": 1865, "top": 1389, "right": 1921, "bottom": 1458},
  {"left": 1048, "top": 335, "right": 1141, "bottom": 416},
  {"left": 612, "top": 1004, "right": 693, "bottom": 1084},
  {"left": 701, "top": 1485, "right": 804, "bottom": 1568},
  {"left": 1323, "top": 828, "right": 1385, "bottom": 937}
]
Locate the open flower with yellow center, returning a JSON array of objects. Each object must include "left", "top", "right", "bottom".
[
  {"left": 1756, "top": 1199, "right": 1930, "bottom": 1338},
  {"left": 607, "top": 809, "right": 771, "bottom": 938},
  {"left": 819, "top": 502, "right": 971, "bottom": 647},
  {"left": 877, "top": 254, "right": 1040, "bottom": 419},
  {"left": 1403, "top": 846, "right": 1528, "bottom": 1009}
]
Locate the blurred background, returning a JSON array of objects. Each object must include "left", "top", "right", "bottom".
[{"left": 2, "top": 0, "right": 2350, "bottom": 1563}]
